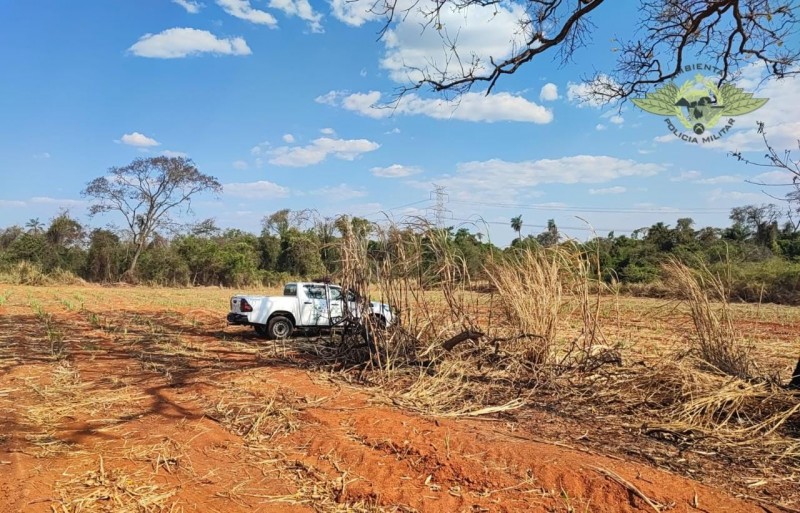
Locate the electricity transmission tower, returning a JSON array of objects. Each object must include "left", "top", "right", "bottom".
[{"left": 427, "top": 184, "right": 451, "bottom": 227}]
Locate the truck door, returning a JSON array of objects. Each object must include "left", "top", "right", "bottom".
[
  {"left": 327, "top": 286, "right": 344, "bottom": 325},
  {"left": 299, "top": 284, "right": 329, "bottom": 326}
]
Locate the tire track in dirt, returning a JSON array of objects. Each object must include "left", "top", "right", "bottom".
[{"left": 221, "top": 367, "right": 779, "bottom": 513}]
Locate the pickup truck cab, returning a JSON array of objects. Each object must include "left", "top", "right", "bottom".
[{"left": 227, "top": 282, "right": 393, "bottom": 339}]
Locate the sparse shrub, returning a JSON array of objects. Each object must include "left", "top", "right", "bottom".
[
  {"left": 662, "top": 259, "right": 752, "bottom": 379},
  {"left": 0, "top": 261, "right": 49, "bottom": 285},
  {"left": 486, "top": 247, "right": 562, "bottom": 365}
]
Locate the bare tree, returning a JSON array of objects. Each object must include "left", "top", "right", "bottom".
[
  {"left": 729, "top": 123, "right": 800, "bottom": 388},
  {"left": 375, "top": 0, "right": 798, "bottom": 99},
  {"left": 731, "top": 122, "right": 800, "bottom": 231},
  {"left": 82, "top": 156, "right": 222, "bottom": 278}
]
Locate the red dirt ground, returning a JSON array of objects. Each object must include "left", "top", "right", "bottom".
[{"left": 0, "top": 285, "right": 794, "bottom": 512}]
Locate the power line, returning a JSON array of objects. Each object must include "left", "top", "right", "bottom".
[
  {"left": 447, "top": 199, "right": 732, "bottom": 214},
  {"left": 446, "top": 216, "right": 636, "bottom": 234},
  {"left": 361, "top": 198, "right": 433, "bottom": 219}
]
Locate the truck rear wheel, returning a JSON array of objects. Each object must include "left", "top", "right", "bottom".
[{"left": 267, "top": 316, "right": 293, "bottom": 340}]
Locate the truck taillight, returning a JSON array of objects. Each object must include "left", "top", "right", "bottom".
[{"left": 240, "top": 299, "right": 253, "bottom": 312}]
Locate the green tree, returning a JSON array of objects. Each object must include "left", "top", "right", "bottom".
[
  {"left": 25, "top": 218, "right": 44, "bottom": 234},
  {"left": 85, "top": 229, "right": 123, "bottom": 282},
  {"left": 536, "top": 219, "right": 559, "bottom": 247},
  {"left": 510, "top": 215, "right": 523, "bottom": 244},
  {"left": 82, "top": 156, "right": 222, "bottom": 279}
]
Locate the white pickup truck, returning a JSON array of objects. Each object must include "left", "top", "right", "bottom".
[{"left": 226, "top": 282, "right": 394, "bottom": 339}]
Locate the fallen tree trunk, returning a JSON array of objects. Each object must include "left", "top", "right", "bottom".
[{"left": 442, "top": 330, "right": 484, "bottom": 351}]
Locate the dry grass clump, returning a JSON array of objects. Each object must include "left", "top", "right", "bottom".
[
  {"left": 23, "top": 361, "right": 146, "bottom": 442},
  {"left": 208, "top": 383, "right": 304, "bottom": 443},
  {"left": 326, "top": 217, "right": 611, "bottom": 416},
  {"left": 662, "top": 259, "right": 751, "bottom": 379},
  {"left": 127, "top": 437, "right": 193, "bottom": 475},
  {"left": 486, "top": 248, "right": 562, "bottom": 365},
  {"left": 53, "top": 456, "right": 178, "bottom": 513},
  {"left": 0, "top": 261, "right": 85, "bottom": 285},
  {"left": 333, "top": 218, "right": 481, "bottom": 373}
]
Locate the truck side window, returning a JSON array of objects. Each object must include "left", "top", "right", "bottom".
[
  {"left": 283, "top": 284, "right": 297, "bottom": 296},
  {"left": 303, "top": 285, "right": 325, "bottom": 299},
  {"left": 329, "top": 287, "right": 342, "bottom": 301}
]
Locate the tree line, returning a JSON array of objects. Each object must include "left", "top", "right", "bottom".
[{"left": 3, "top": 202, "right": 800, "bottom": 303}]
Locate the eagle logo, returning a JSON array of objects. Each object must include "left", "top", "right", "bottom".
[{"left": 632, "top": 74, "right": 768, "bottom": 134}]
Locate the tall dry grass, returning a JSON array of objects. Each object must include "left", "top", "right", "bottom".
[
  {"left": 325, "top": 217, "right": 611, "bottom": 414},
  {"left": 662, "top": 259, "right": 751, "bottom": 379}
]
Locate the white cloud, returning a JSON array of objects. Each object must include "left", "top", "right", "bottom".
[
  {"left": 310, "top": 183, "right": 367, "bottom": 200},
  {"left": 232, "top": 160, "right": 249, "bottom": 170},
  {"left": 595, "top": 124, "right": 607, "bottom": 131},
  {"left": 317, "top": 90, "right": 552, "bottom": 123},
  {"left": 752, "top": 170, "right": 796, "bottom": 185},
  {"left": 609, "top": 115, "right": 624, "bottom": 125},
  {"left": 708, "top": 188, "right": 766, "bottom": 203},
  {"left": 0, "top": 200, "right": 26, "bottom": 208},
  {"left": 128, "top": 28, "right": 251, "bottom": 58},
  {"left": 670, "top": 170, "right": 702, "bottom": 182},
  {"left": 694, "top": 175, "right": 742, "bottom": 185},
  {"left": 119, "top": 132, "right": 160, "bottom": 147},
  {"left": 385, "top": 127, "right": 401, "bottom": 134},
  {"left": 436, "top": 155, "right": 664, "bottom": 201},
  {"left": 282, "top": 133, "right": 295, "bottom": 143},
  {"left": 217, "top": 0, "right": 278, "bottom": 27},
  {"left": 320, "top": 127, "right": 336, "bottom": 135},
  {"left": 173, "top": 0, "right": 203, "bottom": 13},
  {"left": 268, "top": 137, "right": 380, "bottom": 167},
  {"left": 379, "top": 2, "right": 530, "bottom": 85},
  {"left": 30, "top": 197, "right": 86, "bottom": 207},
  {"left": 371, "top": 164, "right": 422, "bottom": 178},
  {"left": 566, "top": 75, "right": 620, "bottom": 108},
  {"left": 162, "top": 150, "right": 188, "bottom": 158},
  {"left": 330, "top": 0, "right": 378, "bottom": 26},
  {"left": 268, "top": 0, "right": 323, "bottom": 32},
  {"left": 251, "top": 141, "right": 269, "bottom": 156},
  {"left": 589, "top": 186, "right": 626, "bottom": 195},
  {"left": 224, "top": 180, "right": 289, "bottom": 198},
  {"left": 653, "top": 134, "right": 675, "bottom": 143},
  {"left": 33, "top": 152, "right": 51, "bottom": 160},
  {"left": 539, "top": 83, "right": 559, "bottom": 102}
]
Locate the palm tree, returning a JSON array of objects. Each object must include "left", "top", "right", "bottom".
[
  {"left": 510, "top": 215, "right": 523, "bottom": 243},
  {"left": 25, "top": 218, "right": 44, "bottom": 234}
]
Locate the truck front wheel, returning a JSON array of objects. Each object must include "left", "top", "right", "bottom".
[{"left": 267, "top": 316, "right": 293, "bottom": 340}]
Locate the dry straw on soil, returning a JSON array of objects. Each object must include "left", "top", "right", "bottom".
[{"left": 52, "top": 456, "right": 178, "bottom": 513}]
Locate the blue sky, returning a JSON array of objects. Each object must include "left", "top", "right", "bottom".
[{"left": 1, "top": 1, "right": 798, "bottom": 246}]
